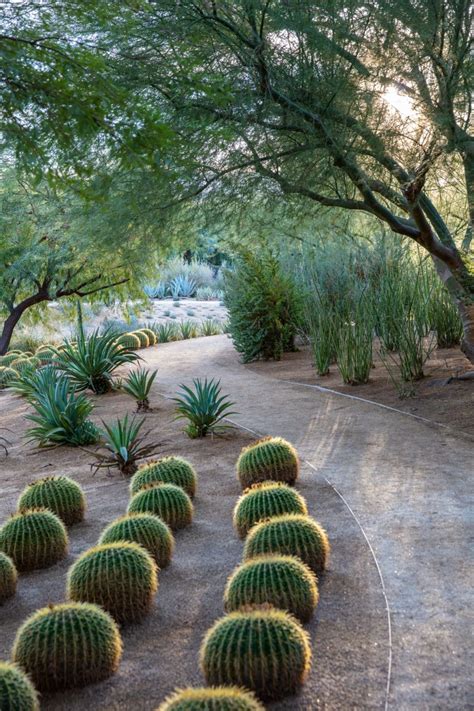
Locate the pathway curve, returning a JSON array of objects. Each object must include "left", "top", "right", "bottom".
[{"left": 143, "top": 335, "right": 473, "bottom": 710}]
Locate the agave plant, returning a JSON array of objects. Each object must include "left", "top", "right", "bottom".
[
  {"left": 91, "top": 414, "right": 159, "bottom": 475},
  {"left": 178, "top": 320, "right": 199, "bottom": 340},
  {"left": 173, "top": 378, "right": 237, "bottom": 438},
  {"left": 169, "top": 275, "right": 197, "bottom": 299},
  {"left": 144, "top": 281, "right": 168, "bottom": 299},
  {"left": 200, "top": 319, "right": 222, "bottom": 336},
  {"left": 122, "top": 367, "right": 158, "bottom": 412},
  {"left": 55, "top": 328, "right": 139, "bottom": 394},
  {"left": 9, "top": 365, "right": 62, "bottom": 401},
  {"left": 155, "top": 322, "right": 179, "bottom": 343},
  {"left": 25, "top": 376, "right": 100, "bottom": 447}
]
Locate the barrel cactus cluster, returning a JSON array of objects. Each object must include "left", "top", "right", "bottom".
[
  {"left": 0, "top": 508, "right": 68, "bottom": 571},
  {"left": 17, "top": 476, "right": 86, "bottom": 526},
  {"left": 0, "top": 661, "right": 39, "bottom": 711},
  {"left": 99, "top": 512, "right": 174, "bottom": 568},
  {"left": 131, "top": 456, "right": 197, "bottom": 498},
  {"left": 115, "top": 328, "right": 157, "bottom": 351},
  {"left": 128, "top": 482, "right": 194, "bottom": 530}
]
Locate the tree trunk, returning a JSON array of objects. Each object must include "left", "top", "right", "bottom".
[
  {"left": 432, "top": 257, "right": 474, "bottom": 364},
  {"left": 0, "top": 294, "right": 47, "bottom": 355}
]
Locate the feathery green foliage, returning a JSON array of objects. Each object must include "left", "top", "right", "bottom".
[
  {"left": 0, "top": 661, "right": 39, "bottom": 711},
  {"left": 91, "top": 415, "right": 158, "bottom": 476},
  {"left": 0, "top": 552, "right": 17, "bottom": 604},
  {"left": 122, "top": 367, "right": 158, "bottom": 412},
  {"left": 0, "top": 509, "right": 68, "bottom": 571},
  {"left": 67, "top": 541, "right": 158, "bottom": 623},
  {"left": 237, "top": 437, "right": 299, "bottom": 489},
  {"left": 128, "top": 483, "right": 193, "bottom": 530},
  {"left": 244, "top": 514, "right": 329, "bottom": 573},
  {"left": 233, "top": 482, "right": 307, "bottom": 539},
  {"left": 173, "top": 378, "right": 236, "bottom": 438},
  {"left": 200, "top": 607, "right": 311, "bottom": 700},
  {"left": 17, "top": 476, "right": 85, "bottom": 526},
  {"left": 99, "top": 513, "right": 174, "bottom": 568},
  {"left": 224, "top": 555, "right": 318, "bottom": 622},
  {"left": 12, "top": 602, "right": 122, "bottom": 691},
  {"left": 131, "top": 456, "right": 197, "bottom": 498},
  {"left": 158, "top": 686, "right": 265, "bottom": 711}
]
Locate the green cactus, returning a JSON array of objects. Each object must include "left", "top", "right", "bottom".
[
  {"left": 236, "top": 437, "right": 300, "bottom": 489},
  {"left": 233, "top": 481, "right": 307, "bottom": 538},
  {"left": 0, "top": 509, "right": 68, "bottom": 572},
  {"left": 12, "top": 601, "right": 122, "bottom": 692},
  {"left": 128, "top": 483, "right": 193, "bottom": 530},
  {"left": 200, "top": 607, "right": 311, "bottom": 700},
  {"left": 158, "top": 686, "right": 265, "bottom": 710},
  {"left": 132, "top": 330, "right": 149, "bottom": 348},
  {"left": 99, "top": 513, "right": 174, "bottom": 568},
  {"left": 0, "top": 661, "right": 39, "bottom": 711},
  {"left": 140, "top": 328, "right": 157, "bottom": 346},
  {"left": 0, "top": 353, "right": 20, "bottom": 367},
  {"left": 0, "top": 552, "right": 17, "bottom": 604},
  {"left": 17, "top": 476, "right": 86, "bottom": 526},
  {"left": 0, "top": 366, "right": 18, "bottom": 387},
  {"left": 224, "top": 555, "right": 318, "bottom": 622},
  {"left": 244, "top": 514, "right": 329, "bottom": 573},
  {"left": 67, "top": 541, "right": 158, "bottom": 623},
  {"left": 116, "top": 332, "right": 141, "bottom": 350},
  {"left": 131, "top": 456, "right": 197, "bottom": 498},
  {"left": 10, "top": 358, "right": 37, "bottom": 376}
]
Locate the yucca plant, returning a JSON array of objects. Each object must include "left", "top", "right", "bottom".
[
  {"left": 91, "top": 415, "right": 159, "bottom": 475},
  {"left": 173, "top": 378, "right": 236, "bottom": 438},
  {"left": 55, "top": 328, "right": 139, "bottom": 394},
  {"left": 122, "top": 368, "right": 158, "bottom": 412},
  {"left": 25, "top": 376, "right": 100, "bottom": 447}
]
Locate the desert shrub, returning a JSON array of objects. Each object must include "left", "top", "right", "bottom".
[
  {"left": 128, "top": 483, "right": 193, "bottom": 530},
  {"left": 224, "top": 555, "right": 318, "bottom": 622},
  {"left": 200, "top": 607, "right": 311, "bottom": 700},
  {"left": 99, "top": 513, "right": 174, "bottom": 568},
  {"left": 158, "top": 686, "right": 264, "bottom": 711},
  {"left": 236, "top": 437, "right": 299, "bottom": 489},
  {"left": 12, "top": 602, "right": 122, "bottom": 691},
  {"left": 429, "top": 284, "right": 463, "bottom": 347},
  {"left": 233, "top": 482, "right": 307, "bottom": 538},
  {"left": 17, "top": 476, "right": 85, "bottom": 526},
  {"left": 0, "top": 661, "right": 39, "bottom": 711},
  {"left": 334, "top": 290, "right": 374, "bottom": 385},
  {"left": 0, "top": 552, "right": 17, "bottom": 604},
  {"left": 91, "top": 415, "right": 158, "bottom": 476},
  {"left": 0, "top": 509, "right": 68, "bottom": 571},
  {"left": 244, "top": 514, "right": 329, "bottom": 573},
  {"left": 67, "top": 541, "right": 158, "bottom": 623},
  {"left": 122, "top": 367, "right": 158, "bottom": 412},
  {"left": 173, "top": 378, "right": 236, "bottom": 438},
  {"left": 224, "top": 252, "right": 300, "bottom": 363},
  {"left": 131, "top": 456, "right": 197, "bottom": 498},
  {"left": 159, "top": 257, "right": 217, "bottom": 290}
]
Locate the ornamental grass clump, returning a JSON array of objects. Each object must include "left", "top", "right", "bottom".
[
  {"left": 0, "top": 552, "right": 17, "bottom": 604},
  {"left": 128, "top": 483, "right": 193, "bottom": 530},
  {"left": 244, "top": 514, "right": 329, "bottom": 573},
  {"left": 233, "top": 481, "right": 307, "bottom": 538},
  {"left": 0, "top": 661, "right": 39, "bottom": 711},
  {"left": 158, "top": 686, "right": 265, "bottom": 711},
  {"left": 0, "top": 509, "right": 68, "bottom": 571},
  {"left": 99, "top": 513, "right": 174, "bottom": 569},
  {"left": 67, "top": 541, "right": 158, "bottom": 623},
  {"left": 224, "top": 555, "right": 318, "bottom": 622},
  {"left": 17, "top": 476, "right": 85, "bottom": 526},
  {"left": 12, "top": 602, "right": 122, "bottom": 691},
  {"left": 236, "top": 437, "right": 299, "bottom": 489},
  {"left": 200, "top": 607, "right": 311, "bottom": 700},
  {"left": 131, "top": 456, "right": 197, "bottom": 498}
]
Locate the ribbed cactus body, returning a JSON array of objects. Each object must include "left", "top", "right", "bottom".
[
  {"left": 67, "top": 541, "right": 158, "bottom": 623},
  {"left": 128, "top": 483, "right": 193, "bottom": 530},
  {"left": 0, "top": 366, "right": 18, "bottom": 387},
  {"left": 0, "top": 552, "right": 17, "bottom": 603},
  {"left": 133, "top": 330, "right": 150, "bottom": 348},
  {"left": 17, "top": 476, "right": 85, "bottom": 526},
  {"left": 244, "top": 514, "right": 329, "bottom": 573},
  {"left": 140, "top": 328, "right": 157, "bottom": 345},
  {"left": 0, "top": 661, "right": 39, "bottom": 711},
  {"left": 158, "top": 686, "right": 265, "bottom": 710},
  {"left": 12, "top": 602, "right": 122, "bottom": 691},
  {"left": 0, "top": 509, "right": 68, "bottom": 571},
  {"left": 237, "top": 437, "right": 299, "bottom": 488},
  {"left": 99, "top": 513, "right": 174, "bottom": 568},
  {"left": 200, "top": 607, "right": 311, "bottom": 700},
  {"left": 224, "top": 555, "right": 318, "bottom": 622},
  {"left": 233, "top": 481, "right": 307, "bottom": 538},
  {"left": 116, "top": 333, "right": 141, "bottom": 349},
  {"left": 131, "top": 456, "right": 197, "bottom": 498}
]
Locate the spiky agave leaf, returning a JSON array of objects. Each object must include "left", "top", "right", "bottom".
[
  {"left": 90, "top": 414, "right": 159, "bottom": 475},
  {"left": 122, "top": 367, "right": 158, "bottom": 411},
  {"left": 173, "top": 377, "right": 237, "bottom": 438}
]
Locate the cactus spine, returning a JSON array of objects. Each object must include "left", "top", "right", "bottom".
[
  {"left": 224, "top": 555, "right": 318, "bottom": 622},
  {"left": 140, "top": 328, "right": 157, "bottom": 345},
  {"left": 236, "top": 437, "right": 300, "bottom": 488},
  {"left": 0, "top": 661, "right": 39, "bottom": 711},
  {"left": 128, "top": 483, "right": 193, "bottom": 530},
  {"left": 131, "top": 456, "right": 197, "bottom": 498},
  {"left": 158, "top": 686, "right": 265, "bottom": 710},
  {"left": 17, "top": 476, "right": 86, "bottom": 526},
  {"left": 99, "top": 513, "right": 174, "bottom": 568},
  {"left": 67, "top": 541, "right": 158, "bottom": 623},
  {"left": 233, "top": 481, "right": 307, "bottom": 538},
  {"left": 0, "top": 552, "right": 17, "bottom": 603},
  {"left": 200, "top": 607, "right": 311, "bottom": 700},
  {"left": 12, "top": 602, "right": 122, "bottom": 691},
  {"left": 0, "top": 509, "right": 68, "bottom": 571},
  {"left": 243, "top": 514, "right": 329, "bottom": 573}
]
